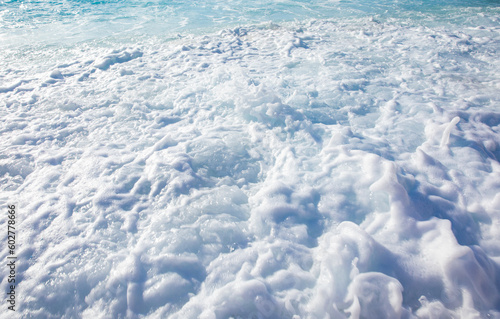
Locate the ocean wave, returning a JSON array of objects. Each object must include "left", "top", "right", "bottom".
[{"left": 1, "top": 5, "right": 500, "bottom": 319}]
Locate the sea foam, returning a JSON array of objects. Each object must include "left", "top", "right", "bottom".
[{"left": 1, "top": 1, "right": 500, "bottom": 318}]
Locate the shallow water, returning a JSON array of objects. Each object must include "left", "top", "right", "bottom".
[{"left": 1, "top": 0, "right": 500, "bottom": 318}]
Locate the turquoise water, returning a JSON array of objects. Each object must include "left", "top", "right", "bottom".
[{"left": 1, "top": 0, "right": 498, "bottom": 47}]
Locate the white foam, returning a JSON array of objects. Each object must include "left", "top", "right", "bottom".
[{"left": 1, "top": 10, "right": 500, "bottom": 319}]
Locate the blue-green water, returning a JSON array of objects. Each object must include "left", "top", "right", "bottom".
[{"left": 1, "top": 0, "right": 499, "bottom": 47}]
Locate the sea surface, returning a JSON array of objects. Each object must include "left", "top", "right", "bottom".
[{"left": 1, "top": 0, "right": 500, "bottom": 318}]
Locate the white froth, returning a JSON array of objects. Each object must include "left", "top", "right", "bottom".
[{"left": 1, "top": 6, "right": 500, "bottom": 319}]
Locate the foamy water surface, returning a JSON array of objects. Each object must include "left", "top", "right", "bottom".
[{"left": 1, "top": 0, "right": 500, "bottom": 318}]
